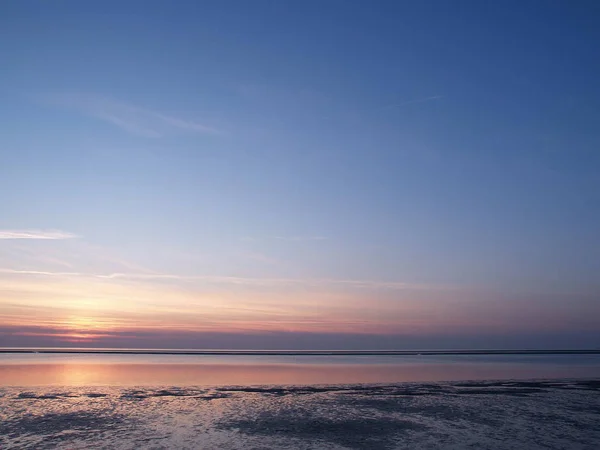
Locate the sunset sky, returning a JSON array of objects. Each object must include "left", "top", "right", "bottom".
[{"left": 1, "top": 1, "right": 599, "bottom": 349}]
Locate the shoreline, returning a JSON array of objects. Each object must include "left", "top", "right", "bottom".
[{"left": 1, "top": 348, "right": 599, "bottom": 356}]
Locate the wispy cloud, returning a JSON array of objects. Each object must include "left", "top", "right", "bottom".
[
  {"left": 379, "top": 95, "right": 443, "bottom": 111},
  {"left": 241, "top": 236, "right": 328, "bottom": 242},
  {"left": 0, "top": 268, "right": 442, "bottom": 291},
  {"left": 41, "top": 93, "right": 219, "bottom": 138},
  {"left": 273, "top": 236, "right": 328, "bottom": 241},
  {"left": 0, "top": 229, "right": 78, "bottom": 240}
]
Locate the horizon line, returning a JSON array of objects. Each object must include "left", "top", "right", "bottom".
[{"left": 1, "top": 347, "right": 599, "bottom": 356}]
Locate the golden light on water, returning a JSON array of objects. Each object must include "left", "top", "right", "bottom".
[{"left": 0, "top": 359, "right": 597, "bottom": 387}]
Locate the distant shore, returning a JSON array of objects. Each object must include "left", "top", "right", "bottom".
[{"left": 1, "top": 348, "right": 599, "bottom": 356}]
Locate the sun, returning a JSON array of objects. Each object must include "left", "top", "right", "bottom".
[
  {"left": 64, "top": 316, "right": 104, "bottom": 330},
  {"left": 59, "top": 316, "right": 115, "bottom": 342}
]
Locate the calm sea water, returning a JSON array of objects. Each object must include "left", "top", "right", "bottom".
[{"left": 1, "top": 352, "right": 599, "bottom": 449}]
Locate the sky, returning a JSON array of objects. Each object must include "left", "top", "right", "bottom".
[{"left": 1, "top": 0, "right": 599, "bottom": 350}]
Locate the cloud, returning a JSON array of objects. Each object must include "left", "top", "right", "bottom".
[
  {"left": 0, "top": 229, "right": 78, "bottom": 240},
  {"left": 0, "top": 268, "right": 441, "bottom": 291},
  {"left": 273, "top": 236, "right": 328, "bottom": 241},
  {"left": 3, "top": 323, "right": 600, "bottom": 350},
  {"left": 379, "top": 95, "right": 443, "bottom": 111},
  {"left": 41, "top": 93, "right": 219, "bottom": 138},
  {"left": 241, "top": 236, "right": 328, "bottom": 242}
]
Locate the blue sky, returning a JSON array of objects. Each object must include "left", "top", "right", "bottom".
[{"left": 1, "top": 1, "right": 599, "bottom": 349}]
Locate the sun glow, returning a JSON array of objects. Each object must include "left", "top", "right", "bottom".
[{"left": 57, "top": 316, "right": 118, "bottom": 341}]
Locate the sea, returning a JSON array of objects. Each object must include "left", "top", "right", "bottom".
[{"left": 1, "top": 349, "right": 599, "bottom": 449}]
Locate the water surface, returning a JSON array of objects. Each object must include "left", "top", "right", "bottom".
[
  {"left": 1, "top": 352, "right": 599, "bottom": 386},
  {"left": 1, "top": 352, "right": 599, "bottom": 449}
]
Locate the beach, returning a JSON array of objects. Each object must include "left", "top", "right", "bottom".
[{"left": 1, "top": 352, "right": 599, "bottom": 449}]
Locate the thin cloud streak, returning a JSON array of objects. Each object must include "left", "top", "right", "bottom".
[
  {"left": 273, "top": 236, "right": 328, "bottom": 241},
  {"left": 0, "top": 229, "right": 78, "bottom": 240},
  {"left": 379, "top": 95, "right": 443, "bottom": 111},
  {"left": 241, "top": 236, "right": 328, "bottom": 242},
  {"left": 41, "top": 93, "right": 219, "bottom": 138},
  {"left": 0, "top": 268, "right": 444, "bottom": 291}
]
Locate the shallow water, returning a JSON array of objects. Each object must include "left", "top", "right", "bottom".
[
  {"left": 1, "top": 380, "right": 600, "bottom": 449},
  {"left": 1, "top": 354, "right": 599, "bottom": 449},
  {"left": 1, "top": 353, "right": 600, "bottom": 386}
]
